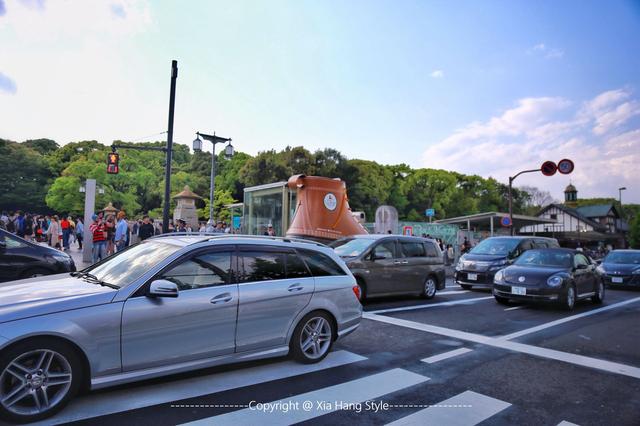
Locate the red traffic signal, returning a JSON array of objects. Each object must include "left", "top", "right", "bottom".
[{"left": 107, "top": 152, "right": 119, "bottom": 174}]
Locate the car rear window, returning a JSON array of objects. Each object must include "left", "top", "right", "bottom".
[
  {"left": 298, "top": 250, "right": 347, "bottom": 277},
  {"left": 238, "top": 251, "right": 286, "bottom": 282},
  {"left": 401, "top": 241, "right": 426, "bottom": 257}
]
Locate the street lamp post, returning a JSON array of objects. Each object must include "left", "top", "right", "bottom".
[
  {"left": 618, "top": 187, "right": 627, "bottom": 206},
  {"left": 193, "top": 132, "right": 234, "bottom": 226}
]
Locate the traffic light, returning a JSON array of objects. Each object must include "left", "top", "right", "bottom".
[{"left": 107, "top": 151, "right": 119, "bottom": 174}]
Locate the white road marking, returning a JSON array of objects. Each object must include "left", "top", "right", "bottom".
[
  {"left": 36, "top": 350, "right": 367, "bottom": 426},
  {"left": 438, "top": 290, "right": 470, "bottom": 295},
  {"left": 386, "top": 390, "right": 510, "bottom": 426},
  {"left": 181, "top": 368, "right": 429, "bottom": 426},
  {"left": 498, "top": 296, "right": 640, "bottom": 341},
  {"left": 367, "top": 296, "right": 494, "bottom": 315},
  {"left": 557, "top": 421, "right": 580, "bottom": 426},
  {"left": 422, "top": 348, "right": 473, "bottom": 364},
  {"left": 504, "top": 305, "right": 526, "bottom": 311},
  {"left": 365, "top": 313, "right": 640, "bottom": 380}
]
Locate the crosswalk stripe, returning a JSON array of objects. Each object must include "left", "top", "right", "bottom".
[
  {"left": 386, "top": 390, "right": 510, "bottom": 425},
  {"left": 35, "top": 350, "right": 366, "bottom": 426},
  {"left": 181, "top": 368, "right": 429, "bottom": 426},
  {"left": 422, "top": 348, "right": 473, "bottom": 364}
]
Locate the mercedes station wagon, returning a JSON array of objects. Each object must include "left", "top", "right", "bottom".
[{"left": 0, "top": 235, "right": 362, "bottom": 423}]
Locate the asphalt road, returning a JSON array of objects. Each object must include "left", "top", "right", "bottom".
[{"left": 14, "top": 281, "right": 640, "bottom": 426}]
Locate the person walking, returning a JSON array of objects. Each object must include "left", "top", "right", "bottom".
[
  {"left": 105, "top": 215, "right": 116, "bottom": 255},
  {"left": 115, "top": 211, "right": 129, "bottom": 252},
  {"left": 90, "top": 214, "right": 107, "bottom": 263},
  {"left": 23, "top": 214, "right": 34, "bottom": 242},
  {"left": 47, "top": 216, "right": 61, "bottom": 251},
  {"left": 138, "top": 215, "right": 155, "bottom": 241},
  {"left": 76, "top": 218, "right": 84, "bottom": 249}
]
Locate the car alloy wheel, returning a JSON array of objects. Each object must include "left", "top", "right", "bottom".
[
  {"left": 564, "top": 286, "right": 576, "bottom": 311},
  {"left": 0, "top": 349, "right": 73, "bottom": 418},
  {"left": 299, "top": 316, "right": 333, "bottom": 361},
  {"left": 423, "top": 277, "right": 437, "bottom": 299}
]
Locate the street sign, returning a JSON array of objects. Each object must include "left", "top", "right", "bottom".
[
  {"left": 557, "top": 158, "right": 574, "bottom": 175},
  {"left": 541, "top": 161, "right": 557, "bottom": 177},
  {"left": 425, "top": 208, "right": 435, "bottom": 217},
  {"left": 402, "top": 225, "right": 413, "bottom": 236},
  {"left": 501, "top": 216, "right": 512, "bottom": 227}
]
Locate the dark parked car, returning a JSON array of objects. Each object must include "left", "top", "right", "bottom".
[
  {"left": 596, "top": 249, "right": 640, "bottom": 288},
  {"left": 0, "top": 229, "right": 75, "bottom": 282},
  {"left": 454, "top": 236, "right": 560, "bottom": 290},
  {"left": 493, "top": 248, "right": 604, "bottom": 310},
  {"left": 330, "top": 235, "right": 446, "bottom": 301}
]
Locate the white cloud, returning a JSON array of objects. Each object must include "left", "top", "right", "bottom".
[
  {"left": 430, "top": 70, "right": 444, "bottom": 78},
  {"left": 529, "top": 42, "right": 564, "bottom": 59},
  {"left": 422, "top": 89, "right": 640, "bottom": 202}
]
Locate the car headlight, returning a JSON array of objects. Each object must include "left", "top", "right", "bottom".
[
  {"left": 547, "top": 275, "right": 563, "bottom": 287},
  {"left": 455, "top": 258, "right": 465, "bottom": 271},
  {"left": 489, "top": 259, "right": 508, "bottom": 271},
  {"left": 494, "top": 269, "right": 505, "bottom": 283},
  {"left": 596, "top": 265, "right": 605, "bottom": 274}
]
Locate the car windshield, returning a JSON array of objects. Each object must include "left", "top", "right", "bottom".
[
  {"left": 84, "top": 241, "right": 182, "bottom": 288},
  {"left": 330, "top": 238, "right": 373, "bottom": 257},
  {"left": 604, "top": 252, "right": 640, "bottom": 265},
  {"left": 470, "top": 238, "right": 520, "bottom": 256},
  {"left": 514, "top": 250, "right": 573, "bottom": 268}
]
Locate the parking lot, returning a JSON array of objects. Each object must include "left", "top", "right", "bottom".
[{"left": 13, "top": 280, "right": 637, "bottom": 426}]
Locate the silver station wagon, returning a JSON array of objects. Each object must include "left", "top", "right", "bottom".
[{"left": 0, "top": 235, "right": 362, "bottom": 423}]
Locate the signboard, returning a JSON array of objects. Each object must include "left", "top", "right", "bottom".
[
  {"left": 402, "top": 225, "right": 413, "bottom": 236},
  {"left": 540, "top": 161, "right": 557, "bottom": 177},
  {"left": 501, "top": 216, "right": 512, "bottom": 227},
  {"left": 323, "top": 193, "right": 337, "bottom": 211},
  {"left": 425, "top": 208, "right": 435, "bottom": 217},
  {"left": 557, "top": 158, "right": 574, "bottom": 175}
]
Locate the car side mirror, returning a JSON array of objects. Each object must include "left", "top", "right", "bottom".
[
  {"left": 148, "top": 280, "right": 179, "bottom": 298},
  {"left": 575, "top": 264, "right": 588, "bottom": 270}
]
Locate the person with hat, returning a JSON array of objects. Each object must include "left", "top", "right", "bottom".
[{"left": 264, "top": 223, "right": 276, "bottom": 236}]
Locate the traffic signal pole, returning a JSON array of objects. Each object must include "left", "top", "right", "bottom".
[{"left": 163, "top": 60, "right": 178, "bottom": 234}]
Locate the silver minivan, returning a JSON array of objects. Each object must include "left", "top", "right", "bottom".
[
  {"left": 0, "top": 235, "right": 362, "bottom": 423},
  {"left": 330, "top": 235, "right": 446, "bottom": 300}
]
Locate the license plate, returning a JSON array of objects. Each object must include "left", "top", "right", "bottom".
[
  {"left": 467, "top": 273, "right": 478, "bottom": 281},
  {"left": 511, "top": 286, "right": 526, "bottom": 295},
  {"left": 612, "top": 277, "right": 623, "bottom": 283}
]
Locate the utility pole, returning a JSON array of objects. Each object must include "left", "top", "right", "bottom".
[{"left": 163, "top": 60, "right": 178, "bottom": 234}]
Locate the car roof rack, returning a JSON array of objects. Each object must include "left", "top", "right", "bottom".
[{"left": 149, "top": 232, "right": 328, "bottom": 248}]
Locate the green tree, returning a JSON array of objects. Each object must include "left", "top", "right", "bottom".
[
  {"left": 23, "top": 138, "right": 59, "bottom": 156},
  {"left": 629, "top": 213, "right": 640, "bottom": 249},
  {"left": 0, "top": 139, "right": 54, "bottom": 212},
  {"left": 198, "top": 189, "right": 237, "bottom": 223}
]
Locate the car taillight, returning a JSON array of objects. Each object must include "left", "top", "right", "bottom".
[{"left": 352, "top": 285, "right": 361, "bottom": 301}]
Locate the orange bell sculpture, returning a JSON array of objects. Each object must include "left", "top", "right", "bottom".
[{"left": 286, "top": 174, "right": 369, "bottom": 242}]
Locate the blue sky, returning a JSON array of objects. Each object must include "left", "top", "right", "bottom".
[{"left": 1, "top": 0, "right": 639, "bottom": 202}]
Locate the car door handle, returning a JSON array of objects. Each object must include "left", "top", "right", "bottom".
[
  {"left": 401, "top": 261, "right": 409, "bottom": 264},
  {"left": 288, "top": 284, "right": 304, "bottom": 292},
  {"left": 393, "top": 261, "right": 402, "bottom": 265},
  {"left": 210, "top": 293, "right": 233, "bottom": 304}
]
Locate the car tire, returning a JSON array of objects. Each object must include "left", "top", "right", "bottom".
[
  {"left": 460, "top": 284, "right": 472, "bottom": 290},
  {"left": 494, "top": 295, "right": 510, "bottom": 305},
  {"left": 20, "top": 268, "right": 50, "bottom": 279},
  {"left": 561, "top": 284, "right": 577, "bottom": 311},
  {"left": 355, "top": 278, "right": 367, "bottom": 302},
  {"left": 422, "top": 276, "right": 438, "bottom": 299},
  {"left": 591, "top": 280, "right": 605, "bottom": 304},
  {"left": 0, "top": 338, "right": 82, "bottom": 424},
  {"left": 290, "top": 311, "right": 336, "bottom": 364}
]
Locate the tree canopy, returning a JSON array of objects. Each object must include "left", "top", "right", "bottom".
[{"left": 2, "top": 137, "right": 616, "bottom": 224}]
